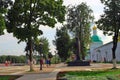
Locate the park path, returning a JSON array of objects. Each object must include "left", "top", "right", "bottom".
[
  {"left": 16, "top": 63, "right": 120, "bottom": 80},
  {"left": 0, "top": 65, "right": 29, "bottom": 75},
  {"left": 0, "top": 63, "right": 120, "bottom": 80},
  {"left": 16, "top": 63, "right": 64, "bottom": 80}
]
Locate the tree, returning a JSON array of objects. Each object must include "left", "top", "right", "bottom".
[
  {"left": 67, "top": 3, "right": 94, "bottom": 60},
  {"left": 0, "top": 55, "right": 6, "bottom": 63},
  {"left": 55, "top": 26, "right": 71, "bottom": 61},
  {"left": 97, "top": 0, "right": 120, "bottom": 69},
  {"left": 0, "top": 0, "right": 13, "bottom": 35},
  {"left": 34, "top": 37, "right": 49, "bottom": 58},
  {"left": 0, "top": 55, "right": 26, "bottom": 63},
  {"left": 6, "top": 0, "right": 66, "bottom": 71}
]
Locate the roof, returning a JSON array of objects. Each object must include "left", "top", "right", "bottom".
[
  {"left": 91, "top": 35, "right": 103, "bottom": 42},
  {"left": 94, "top": 41, "right": 113, "bottom": 50}
]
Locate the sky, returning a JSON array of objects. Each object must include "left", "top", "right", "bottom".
[{"left": 0, "top": 0, "right": 112, "bottom": 56}]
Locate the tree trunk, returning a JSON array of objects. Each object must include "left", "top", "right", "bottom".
[
  {"left": 28, "top": 0, "right": 34, "bottom": 71},
  {"left": 112, "top": 28, "right": 119, "bottom": 69},
  {"left": 28, "top": 39, "right": 34, "bottom": 71},
  {"left": 82, "top": 52, "right": 85, "bottom": 60},
  {"left": 76, "top": 36, "right": 81, "bottom": 60},
  {"left": 112, "top": 58, "right": 117, "bottom": 69},
  {"left": 112, "top": 47, "right": 117, "bottom": 69},
  {"left": 81, "top": 42, "right": 85, "bottom": 60}
]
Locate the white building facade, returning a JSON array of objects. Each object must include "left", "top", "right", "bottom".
[{"left": 93, "top": 42, "right": 120, "bottom": 62}]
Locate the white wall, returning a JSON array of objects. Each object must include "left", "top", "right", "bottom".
[
  {"left": 90, "top": 42, "right": 103, "bottom": 61},
  {"left": 93, "top": 42, "right": 120, "bottom": 62}
]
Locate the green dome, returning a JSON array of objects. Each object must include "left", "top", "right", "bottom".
[{"left": 91, "top": 35, "right": 102, "bottom": 42}]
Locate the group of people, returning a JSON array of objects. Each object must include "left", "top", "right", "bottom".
[
  {"left": 5, "top": 60, "right": 11, "bottom": 66},
  {"left": 39, "top": 58, "right": 51, "bottom": 70}
]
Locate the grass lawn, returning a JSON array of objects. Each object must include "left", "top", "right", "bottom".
[
  {"left": 57, "top": 69, "right": 120, "bottom": 80},
  {"left": 0, "top": 75, "right": 22, "bottom": 80}
]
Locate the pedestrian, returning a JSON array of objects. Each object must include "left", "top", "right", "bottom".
[
  {"left": 5, "top": 60, "right": 8, "bottom": 66},
  {"left": 48, "top": 58, "right": 51, "bottom": 66},
  {"left": 40, "top": 58, "right": 43, "bottom": 70},
  {"left": 46, "top": 59, "right": 49, "bottom": 67}
]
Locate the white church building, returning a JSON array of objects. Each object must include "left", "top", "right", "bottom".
[{"left": 90, "top": 26, "right": 120, "bottom": 62}]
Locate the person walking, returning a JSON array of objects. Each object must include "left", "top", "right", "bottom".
[
  {"left": 40, "top": 58, "right": 43, "bottom": 70},
  {"left": 46, "top": 59, "right": 49, "bottom": 67}
]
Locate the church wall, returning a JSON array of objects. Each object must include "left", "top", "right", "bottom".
[
  {"left": 115, "top": 42, "right": 120, "bottom": 61},
  {"left": 93, "top": 42, "right": 120, "bottom": 62},
  {"left": 90, "top": 42, "right": 103, "bottom": 61}
]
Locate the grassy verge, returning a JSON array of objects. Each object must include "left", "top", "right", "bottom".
[
  {"left": 57, "top": 69, "right": 120, "bottom": 80},
  {"left": 0, "top": 75, "right": 22, "bottom": 80}
]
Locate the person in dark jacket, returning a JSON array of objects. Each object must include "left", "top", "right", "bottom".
[{"left": 40, "top": 58, "right": 43, "bottom": 70}]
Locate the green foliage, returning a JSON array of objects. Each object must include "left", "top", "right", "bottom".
[
  {"left": 34, "top": 37, "right": 49, "bottom": 56},
  {"left": 97, "top": 0, "right": 120, "bottom": 34},
  {"left": 65, "top": 69, "right": 120, "bottom": 76},
  {"left": 48, "top": 52, "right": 53, "bottom": 58},
  {"left": 0, "top": 75, "right": 21, "bottom": 80},
  {"left": 55, "top": 26, "right": 71, "bottom": 61},
  {"left": 0, "top": 14, "right": 5, "bottom": 35},
  {"left": 0, "top": 55, "right": 26, "bottom": 63},
  {"left": 39, "top": 37, "right": 49, "bottom": 55},
  {"left": 6, "top": 0, "right": 66, "bottom": 42},
  {"left": 67, "top": 2, "right": 94, "bottom": 60},
  {"left": 51, "top": 55, "right": 61, "bottom": 64},
  {"left": 58, "top": 69, "right": 120, "bottom": 80},
  {"left": 0, "top": 0, "right": 13, "bottom": 35},
  {"left": 0, "top": 55, "right": 6, "bottom": 63},
  {"left": 63, "top": 75, "right": 118, "bottom": 80}
]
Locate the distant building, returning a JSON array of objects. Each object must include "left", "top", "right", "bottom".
[{"left": 90, "top": 25, "right": 120, "bottom": 62}]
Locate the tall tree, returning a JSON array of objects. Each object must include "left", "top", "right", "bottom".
[
  {"left": 97, "top": 0, "right": 120, "bottom": 69},
  {"left": 6, "top": 0, "right": 65, "bottom": 71},
  {"left": 67, "top": 3, "right": 94, "bottom": 60},
  {"left": 0, "top": 0, "right": 13, "bottom": 35},
  {"left": 55, "top": 26, "right": 71, "bottom": 61}
]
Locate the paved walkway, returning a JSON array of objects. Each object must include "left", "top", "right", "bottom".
[
  {"left": 16, "top": 69, "right": 61, "bottom": 80},
  {"left": 16, "top": 63, "right": 64, "bottom": 80},
  {"left": 0, "top": 63, "right": 120, "bottom": 80},
  {"left": 16, "top": 63, "right": 120, "bottom": 80}
]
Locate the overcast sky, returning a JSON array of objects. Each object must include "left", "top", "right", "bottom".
[{"left": 0, "top": 0, "right": 112, "bottom": 56}]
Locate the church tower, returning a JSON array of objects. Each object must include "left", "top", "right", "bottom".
[
  {"left": 91, "top": 25, "right": 102, "bottom": 42},
  {"left": 90, "top": 25, "right": 103, "bottom": 61}
]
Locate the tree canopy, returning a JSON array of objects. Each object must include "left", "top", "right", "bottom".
[
  {"left": 0, "top": 0, "right": 13, "bottom": 35},
  {"left": 97, "top": 0, "right": 120, "bottom": 35},
  {"left": 6, "top": 0, "right": 66, "bottom": 42}
]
